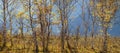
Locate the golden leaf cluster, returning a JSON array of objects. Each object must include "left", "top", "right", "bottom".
[{"left": 90, "top": 0, "right": 118, "bottom": 23}]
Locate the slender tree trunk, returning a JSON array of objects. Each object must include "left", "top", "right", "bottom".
[
  {"left": 7, "top": 6, "right": 13, "bottom": 48},
  {"left": 34, "top": 31, "right": 38, "bottom": 53},
  {"left": 102, "top": 26, "right": 108, "bottom": 53},
  {"left": 6, "top": 0, "right": 12, "bottom": 35},
  {"left": 2, "top": 0, "right": 7, "bottom": 50},
  {"left": 9, "top": 17, "right": 12, "bottom": 35},
  {"left": 21, "top": 20, "right": 24, "bottom": 36},
  {"left": 46, "top": 14, "right": 51, "bottom": 52},
  {"left": 41, "top": 23, "right": 46, "bottom": 52},
  {"left": 61, "top": 19, "right": 65, "bottom": 52},
  {"left": 75, "top": 26, "right": 80, "bottom": 53},
  {"left": 29, "top": 0, "right": 38, "bottom": 53},
  {"left": 84, "top": 28, "right": 88, "bottom": 48},
  {"left": 91, "top": 20, "right": 95, "bottom": 49}
]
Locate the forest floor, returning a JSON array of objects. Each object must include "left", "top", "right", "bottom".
[{"left": 0, "top": 35, "right": 120, "bottom": 53}]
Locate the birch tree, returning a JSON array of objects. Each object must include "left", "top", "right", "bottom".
[
  {"left": 53, "top": 0, "right": 77, "bottom": 52},
  {"left": 90, "top": 0, "right": 118, "bottom": 52}
]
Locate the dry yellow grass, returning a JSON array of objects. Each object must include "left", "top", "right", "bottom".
[{"left": 0, "top": 35, "right": 120, "bottom": 53}]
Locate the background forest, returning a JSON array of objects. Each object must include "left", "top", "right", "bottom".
[{"left": 0, "top": 0, "right": 120, "bottom": 53}]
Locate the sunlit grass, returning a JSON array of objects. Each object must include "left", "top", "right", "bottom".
[{"left": 0, "top": 35, "right": 120, "bottom": 53}]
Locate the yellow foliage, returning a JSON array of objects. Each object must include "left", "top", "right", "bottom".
[
  {"left": 51, "top": 12, "right": 56, "bottom": 16},
  {"left": 16, "top": 11, "right": 24, "bottom": 18},
  {"left": 34, "top": 0, "right": 42, "bottom": 5},
  {"left": 104, "top": 24, "right": 108, "bottom": 27},
  {"left": 47, "top": 5, "right": 53, "bottom": 10},
  {"left": 90, "top": 0, "right": 118, "bottom": 29},
  {"left": 38, "top": 0, "right": 42, "bottom": 3},
  {"left": 6, "top": 42, "right": 11, "bottom": 48},
  {"left": 23, "top": 14, "right": 29, "bottom": 19},
  {"left": 96, "top": 2, "right": 102, "bottom": 7},
  {"left": 100, "top": 30, "right": 103, "bottom": 33},
  {"left": 90, "top": 1, "right": 94, "bottom": 6},
  {"left": 104, "top": 14, "right": 111, "bottom": 22}
]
